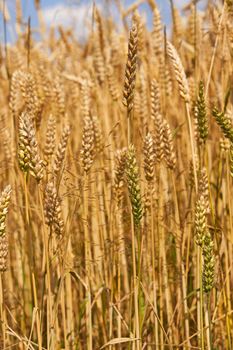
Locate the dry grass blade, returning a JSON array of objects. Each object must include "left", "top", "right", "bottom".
[{"left": 100, "top": 337, "right": 140, "bottom": 349}]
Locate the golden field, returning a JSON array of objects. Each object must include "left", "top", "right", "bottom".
[{"left": 0, "top": 0, "right": 233, "bottom": 349}]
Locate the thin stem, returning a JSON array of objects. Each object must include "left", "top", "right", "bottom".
[
  {"left": 205, "top": 3, "right": 226, "bottom": 99},
  {"left": 171, "top": 167, "right": 191, "bottom": 346},
  {"left": 32, "top": 273, "right": 42, "bottom": 350},
  {"left": 38, "top": 187, "right": 52, "bottom": 350},
  {"left": 0, "top": 273, "right": 6, "bottom": 349},
  {"left": 83, "top": 173, "right": 93, "bottom": 350},
  {"left": 127, "top": 109, "right": 132, "bottom": 146},
  {"left": 185, "top": 102, "right": 198, "bottom": 192},
  {"left": 150, "top": 184, "right": 159, "bottom": 349},
  {"left": 131, "top": 212, "right": 140, "bottom": 350},
  {"left": 204, "top": 294, "right": 211, "bottom": 350},
  {"left": 199, "top": 246, "right": 204, "bottom": 350}
]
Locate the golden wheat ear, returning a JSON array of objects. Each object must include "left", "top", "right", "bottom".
[
  {"left": 114, "top": 148, "right": 128, "bottom": 204},
  {"left": 143, "top": 132, "right": 155, "bottom": 182},
  {"left": 44, "top": 115, "right": 56, "bottom": 162},
  {"left": 195, "top": 194, "right": 208, "bottom": 248},
  {"left": 152, "top": 7, "right": 163, "bottom": 57},
  {"left": 195, "top": 81, "right": 208, "bottom": 144},
  {"left": 18, "top": 110, "right": 44, "bottom": 182},
  {"left": 81, "top": 116, "right": 95, "bottom": 174},
  {"left": 151, "top": 79, "right": 164, "bottom": 163},
  {"left": 106, "top": 64, "right": 120, "bottom": 101},
  {"left": 195, "top": 191, "right": 215, "bottom": 294},
  {"left": 44, "top": 181, "right": 64, "bottom": 238},
  {"left": 0, "top": 185, "right": 11, "bottom": 272},
  {"left": 53, "top": 124, "right": 70, "bottom": 178},
  {"left": 166, "top": 40, "right": 190, "bottom": 103},
  {"left": 123, "top": 19, "right": 138, "bottom": 113},
  {"left": 162, "top": 119, "right": 176, "bottom": 171}
]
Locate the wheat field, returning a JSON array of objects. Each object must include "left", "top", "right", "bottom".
[{"left": 0, "top": 0, "right": 233, "bottom": 349}]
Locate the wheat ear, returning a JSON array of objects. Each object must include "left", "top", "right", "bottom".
[{"left": 123, "top": 20, "right": 138, "bottom": 145}]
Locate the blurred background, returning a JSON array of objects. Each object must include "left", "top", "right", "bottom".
[{"left": 0, "top": 0, "right": 208, "bottom": 43}]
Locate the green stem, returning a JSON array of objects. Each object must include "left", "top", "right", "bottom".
[{"left": 199, "top": 247, "right": 204, "bottom": 350}]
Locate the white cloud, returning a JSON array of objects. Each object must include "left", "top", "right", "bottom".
[
  {"left": 173, "top": 0, "right": 189, "bottom": 8},
  {"left": 41, "top": 0, "right": 207, "bottom": 43},
  {"left": 42, "top": 2, "right": 95, "bottom": 40},
  {"left": 41, "top": 1, "right": 124, "bottom": 42},
  {"left": 174, "top": 0, "right": 189, "bottom": 8},
  {"left": 173, "top": 0, "right": 207, "bottom": 10}
]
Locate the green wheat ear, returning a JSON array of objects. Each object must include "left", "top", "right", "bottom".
[
  {"left": 202, "top": 229, "right": 215, "bottom": 294},
  {"left": 212, "top": 107, "right": 233, "bottom": 143},
  {"left": 196, "top": 81, "right": 208, "bottom": 143},
  {"left": 195, "top": 195, "right": 207, "bottom": 247},
  {"left": 126, "top": 144, "right": 143, "bottom": 228}
]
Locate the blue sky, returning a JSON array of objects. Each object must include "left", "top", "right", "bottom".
[{"left": 0, "top": 0, "right": 207, "bottom": 43}]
